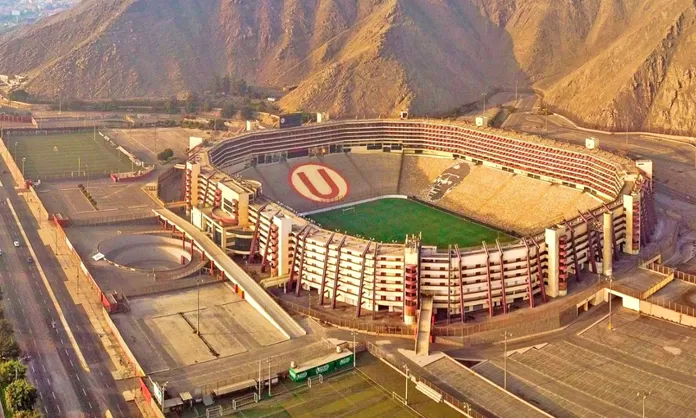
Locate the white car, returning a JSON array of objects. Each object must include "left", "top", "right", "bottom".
[{"left": 13, "top": 241, "right": 19, "bottom": 248}]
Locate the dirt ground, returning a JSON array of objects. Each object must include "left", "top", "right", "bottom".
[{"left": 105, "top": 127, "right": 213, "bottom": 164}]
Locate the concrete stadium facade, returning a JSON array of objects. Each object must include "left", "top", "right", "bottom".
[{"left": 184, "top": 119, "right": 656, "bottom": 324}]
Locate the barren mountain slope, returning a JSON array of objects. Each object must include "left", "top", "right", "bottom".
[
  {"left": 2, "top": 0, "right": 696, "bottom": 131},
  {"left": 476, "top": 0, "right": 696, "bottom": 132}
]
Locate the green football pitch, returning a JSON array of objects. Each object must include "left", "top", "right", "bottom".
[
  {"left": 308, "top": 198, "right": 514, "bottom": 248},
  {"left": 8, "top": 132, "right": 132, "bottom": 180}
]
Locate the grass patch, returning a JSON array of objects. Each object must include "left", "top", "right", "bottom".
[
  {"left": 308, "top": 198, "right": 513, "bottom": 248},
  {"left": 7, "top": 132, "right": 132, "bottom": 180},
  {"left": 231, "top": 355, "right": 459, "bottom": 418}
]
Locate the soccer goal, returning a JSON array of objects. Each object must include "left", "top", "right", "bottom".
[{"left": 307, "top": 374, "right": 324, "bottom": 388}]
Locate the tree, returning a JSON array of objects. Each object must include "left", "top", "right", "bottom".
[
  {"left": 232, "top": 78, "right": 248, "bottom": 96},
  {"left": 221, "top": 102, "right": 236, "bottom": 119},
  {"left": 5, "top": 380, "right": 37, "bottom": 412},
  {"left": 12, "top": 409, "right": 41, "bottom": 418},
  {"left": 208, "top": 75, "right": 222, "bottom": 95},
  {"left": 0, "top": 360, "right": 25, "bottom": 386},
  {"left": 0, "top": 319, "right": 19, "bottom": 359},
  {"left": 157, "top": 148, "right": 174, "bottom": 162},
  {"left": 201, "top": 99, "right": 212, "bottom": 112},
  {"left": 184, "top": 91, "right": 199, "bottom": 114},
  {"left": 163, "top": 97, "right": 179, "bottom": 114},
  {"left": 8, "top": 90, "right": 29, "bottom": 102},
  {"left": 221, "top": 75, "right": 231, "bottom": 96},
  {"left": 239, "top": 106, "right": 254, "bottom": 120}
]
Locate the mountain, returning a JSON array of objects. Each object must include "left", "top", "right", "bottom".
[{"left": 1, "top": 0, "right": 696, "bottom": 133}]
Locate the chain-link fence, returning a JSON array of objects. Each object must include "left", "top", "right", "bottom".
[
  {"left": 273, "top": 297, "right": 416, "bottom": 337},
  {"left": 366, "top": 342, "right": 486, "bottom": 418}
]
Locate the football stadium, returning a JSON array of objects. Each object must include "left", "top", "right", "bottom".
[{"left": 177, "top": 118, "right": 655, "bottom": 325}]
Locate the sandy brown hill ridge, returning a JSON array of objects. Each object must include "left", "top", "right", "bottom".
[{"left": 1, "top": 0, "right": 696, "bottom": 132}]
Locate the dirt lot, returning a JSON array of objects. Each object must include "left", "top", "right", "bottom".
[{"left": 105, "top": 127, "right": 212, "bottom": 164}]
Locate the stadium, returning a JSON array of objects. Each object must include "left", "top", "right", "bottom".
[{"left": 182, "top": 119, "right": 655, "bottom": 325}]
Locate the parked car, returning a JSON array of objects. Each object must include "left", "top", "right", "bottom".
[
  {"left": 26, "top": 257, "right": 32, "bottom": 264},
  {"left": 13, "top": 241, "right": 19, "bottom": 248}
]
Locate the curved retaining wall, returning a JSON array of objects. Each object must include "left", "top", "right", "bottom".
[{"left": 98, "top": 235, "right": 191, "bottom": 272}]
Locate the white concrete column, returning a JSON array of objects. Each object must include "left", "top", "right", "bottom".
[
  {"left": 544, "top": 228, "right": 561, "bottom": 298},
  {"left": 603, "top": 212, "right": 613, "bottom": 276},
  {"left": 273, "top": 216, "right": 294, "bottom": 276},
  {"left": 623, "top": 194, "right": 638, "bottom": 254},
  {"left": 187, "top": 161, "right": 201, "bottom": 212}
]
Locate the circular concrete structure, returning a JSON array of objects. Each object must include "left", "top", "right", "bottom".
[{"left": 98, "top": 234, "right": 191, "bottom": 272}]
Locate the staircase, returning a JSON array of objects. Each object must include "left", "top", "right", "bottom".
[{"left": 414, "top": 295, "right": 434, "bottom": 356}]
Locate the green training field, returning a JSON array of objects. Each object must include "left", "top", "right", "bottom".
[
  {"left": 308, "top": 198, "right": 514, "bottom": 248},
  {"left": 8, "top": 132, "right": 132, "bottom": 180},
  {"left": 229, "top": 354, "right": 458, "bottom": 418}
]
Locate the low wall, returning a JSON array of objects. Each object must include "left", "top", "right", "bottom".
[
  {"left": 0, "top": 133, "right": 26, "bottom": 186},
  {"left": 110, "top": 167, "right": 155, "bottom": 183}
]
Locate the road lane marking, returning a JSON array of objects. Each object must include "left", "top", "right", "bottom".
[
  {"left": 82, "top": 388, "right": 87, "bottom": 396},
  {"left": 6, "top": 198, "right": 90, "bottom": 372},
  {"left": 31, "top": 364, "right": 34, "bottom": 372},
  {"left": 52, "top": 391, "right": 56, "bottom": 399},
  {"left": 89, "top": 402, "right": 93, "bottom": 410},
  {"left": 75, "top": 374, "right": 80, "bottom": 381},
  {"left": 57, "top": 405, "right": 61, "bottom": 414}
]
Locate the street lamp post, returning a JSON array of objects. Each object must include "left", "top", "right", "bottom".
[
  {"left": 605, "top": 276, "right": 614, "bottom": 330},
  {"left": 267, "top": 358, "right": 272, "bottom": 397},
  {"left": 482, "top": 93, "right": 486, "bottom": 115},
  {"left": 258, "top": 360, "right": 262, "bottom": 399},
  {"left": 21, "top": 157, "right": 25, "bottom": 178},
  {"left": 502, "top": 331, "right": 512, "bottom": 390},
  {"left": 637, "top": 390, "right": 651, "bottom": 418},
  {"left": 196, "top": 273, "right": 201, "bottom": 336},
  {"left": 160, "top": 381, "right": 168, "bottom": 413},
  {"left": 402, "top": 364, "right": 409, "bottom": 405},
  {"left": 351, "top": 330, "right": 358, "bottom": 368}
]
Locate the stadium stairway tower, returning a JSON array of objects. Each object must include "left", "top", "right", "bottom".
[{"left": 415, "top": 295, "right": 434, "bottom": 356}]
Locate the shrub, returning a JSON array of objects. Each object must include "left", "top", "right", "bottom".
[{"left": 5, "top": 379, "right": 37, "bottom": 412}]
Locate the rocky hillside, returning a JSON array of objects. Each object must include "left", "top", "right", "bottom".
[{"left": 1, "top": 0, "right": 696, "bottom": 132}]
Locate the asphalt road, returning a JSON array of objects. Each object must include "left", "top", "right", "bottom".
[{"left": 0, "top": 159, "right": 131, "bottom": 416}]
